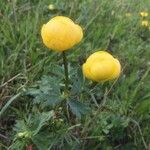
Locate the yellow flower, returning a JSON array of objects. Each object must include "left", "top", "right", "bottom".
[
  {"left": 82, "top": 51, "right": 121, "bottom": 82},
  {"left": 141, "top": 20, "right": 149, "bottom": 27},
  {"left": 140, "top": 12, "right": 148, "bottom": 17},
  {"left": 41, "top": 16, "right": 83, "bottom": 52},
  {"left": 48, "top": 4, "right": 55, "bottom": 10}
]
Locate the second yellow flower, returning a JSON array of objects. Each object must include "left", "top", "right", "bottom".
[{"left": 82, "top": 51, "right": 121, "bottom": 82}]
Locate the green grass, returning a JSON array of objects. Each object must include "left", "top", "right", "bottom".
[{"left": 0, "top": 0, "right": 150, "bottom": 149}]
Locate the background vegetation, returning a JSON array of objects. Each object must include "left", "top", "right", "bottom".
[{"left": 0, "top": 0, "right": 150, "bottom": 149}]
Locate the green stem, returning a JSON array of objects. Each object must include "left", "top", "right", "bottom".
[
  {"left": 62, "top": 51, "right": 69, "bottom": 92},
  {"left": 62, "top": 51, "right": 70, "bottom": 121}
]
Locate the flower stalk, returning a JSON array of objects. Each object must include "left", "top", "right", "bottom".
[
  {"left": 62, "top": 51, "right": 70, "bottom": 121},
  {"left": 62, "top": 51, "right": 69, "bottom": 93}
]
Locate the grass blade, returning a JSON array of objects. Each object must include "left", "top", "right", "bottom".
[{"left": 0, "top": 92, "right": 21, "bottom": 117}]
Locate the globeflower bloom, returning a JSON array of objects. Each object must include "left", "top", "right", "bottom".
[
  {"left": 141, "top": 20, "right": 149, "bottom": 27},
  {"left": 140, "top": 12, "right": 148, "bottom": 17},
  {"left": 41, "top": 16, "right": 83, "bottom": 52},
  {"left": 82, "top": 51, "right": 121, "bottom": 82},
  {"left": 48, "top": 4, "right": 55, "bottom": 10}
]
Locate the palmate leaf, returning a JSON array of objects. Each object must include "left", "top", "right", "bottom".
[
  {"left": 14, "top": 120, "right": 28, "bottom": 133},
  {"left": 14, "top": 111, "right": 54, "bottom": 138},
  {"left": 34, "top": 93, "right": 62, "bottom": 108},
  {"left": 33, "top": 111, "right": 54, "bottom": 135},
  {"left": 68, "top": 99, "right": 90, "bottom": 119},
  {"left": 32, "top": 131, "right": 52, "bottom": 150},
  {"left": 33, "top": 132, "right": 64, "bottom": 150},
  {"left": 11, "top": 139, "right": 27, "bottom": 150},
  {"left": 13, "top": 111, "right": 54, "bottom": 150},
  {"left": 33, "top": 128, "right": 79, "bottom": 150},
  {"left": 27, "top": 75, "right": 63, "bottom": 108},
  {"left": 71, "top": 67, "right": 84, "bottom": 95},
  {"left": 50, "top": 63, "right": 64, "bottom": 77}
]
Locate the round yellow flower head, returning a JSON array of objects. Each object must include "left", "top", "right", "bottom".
[
  {"left": 141, "top": 20, "right": 149, "bottom": 27},
  {"left": 41, "top": 16, "right": 83, "bottom": 52},
  {"left": 48, "top": 4, "right": 55, "bottom": 10},
  {"left": 82, "top": 51, "right": 121, "bottom": 82},
  {"left": 140, "top": 12, "right": 148, "bottom": 17}
]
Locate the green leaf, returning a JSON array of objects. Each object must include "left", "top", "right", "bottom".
[
  {"left": 32, "top": 132, "right": 53, "bottom": 150},
  {"left": 14, "top": 111, "right": 54, "bottom": 139},
  {"left": 50, "top": 64, "right": 64, "bottom": 77},
  {"left": 71, "top": 67, "right": 84, "bottom": 95},
  {"left": 27, "top": 75, "right": 63, "bottom": 107},
  {"left": 68, "top": 99, "right": 90, "bottom": 119},
  {"left": 26, "top": 87, "right": 40, "bottom": 96},
  {"left": 33, "top": 111, "right": 54, "bottom": 135},
  {"left": 34, "top": 93, "right": 62, "bottom": 108},
  {"left": 11, "top": 139, "right": 27, "bottom": 150},
  {"left": 14, "top": 120, "right": 28, "bottom": 133}
]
